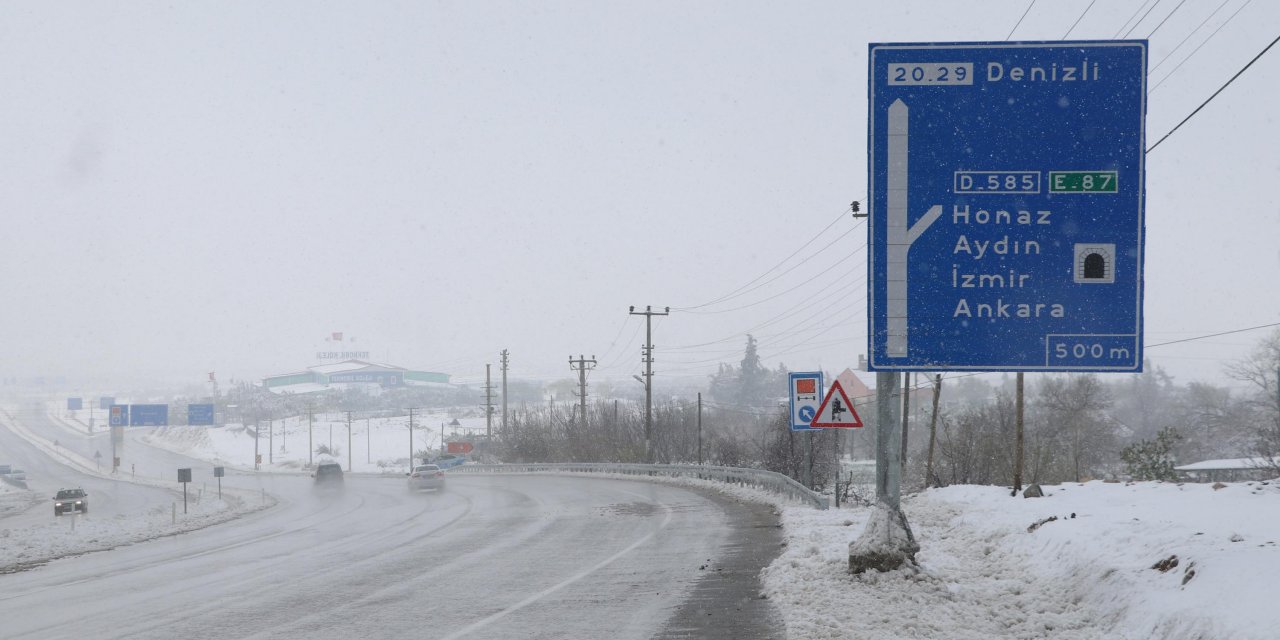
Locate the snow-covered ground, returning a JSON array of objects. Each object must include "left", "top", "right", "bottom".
[
  {"left": 0, "top": 490, "right": 242, "bottom": 573},
  {"left": 0, "top": 407, "right": 274, "bottom": 573},
  {"left": 140, "top": 411, "right": 489, "bottom": 474},
  {"left": 0, "top": 480, "right": 37, "bottom": 519},
  {"left": 764, "top": 481, "right": 1280, "bottom": 640}
]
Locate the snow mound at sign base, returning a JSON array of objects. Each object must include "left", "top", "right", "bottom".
[{"left": 763, "top": 481, "right": 1280, "bottom": 640}]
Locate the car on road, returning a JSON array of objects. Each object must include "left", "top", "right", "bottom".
[
  {"left": 312, "top": 462, "right": 344, "bottom": 493},
  {"left": 53, "top": 488, "right": 88, "bottom": 515},
  {"left": 407, "top": 464, "right": 446, "bottom": 492}
]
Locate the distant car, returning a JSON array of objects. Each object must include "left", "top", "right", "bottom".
[
  {"left": 311, "top": 462, "right": 344, "bottom": 492},
  {"left": 54, "top": 488, "right": 88, "bottom": 515},
  {"left": 407, "top": 464, "right": 446, "bottom": 492}
]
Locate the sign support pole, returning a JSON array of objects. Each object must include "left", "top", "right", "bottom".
[
  {"left": 875, "top": 371, "right": 902, "bottom": 510},
  {"left": 850, "top": 371, "right": 919, "bottom": 573}
]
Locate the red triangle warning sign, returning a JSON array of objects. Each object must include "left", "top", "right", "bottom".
[{"left": 811, "top": 380, "right": 863, "bottom": 428}]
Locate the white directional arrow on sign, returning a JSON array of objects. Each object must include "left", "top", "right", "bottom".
[
  {"left": 886, "top": 98, "right": 943, "bottom": 358},
  {"left": 810, "top": 380, "right": 864, "bottom": 428}
]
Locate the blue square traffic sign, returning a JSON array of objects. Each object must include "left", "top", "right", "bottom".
[
  {"left": 788, "top": 371, "right": 825, "bottom": 431},
  {"left": 867, "top": 41, "right": 1146, "bottom": 372}
]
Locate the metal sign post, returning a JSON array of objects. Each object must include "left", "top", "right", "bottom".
[
  {"left": 213, "top": 466, "right": 224, "bottom": 499},
  {"left": 178, "top": 468, "right": 192, "bottom": 514}
]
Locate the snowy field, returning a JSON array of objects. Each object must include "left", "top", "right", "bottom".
[
  {"left": 764, "top": 481, "right": 1280, "bottom": 640},
  {"left": 0, "top": 408, "right": 273, "bottom": 574}
]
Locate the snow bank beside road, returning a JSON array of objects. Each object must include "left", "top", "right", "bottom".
[
  {"left": 0, "top": 494, "right": 239, "bottom": 574},
  {"left": 0, "top": 411, "right": 275, "bottom": 574},
  {"left": 763, "top": 481, "right": 1280, "bottom": 640}
]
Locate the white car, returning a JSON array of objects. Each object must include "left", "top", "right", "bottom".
[{"left": 407, "top": 464, "right": 446, "bottom": 492}]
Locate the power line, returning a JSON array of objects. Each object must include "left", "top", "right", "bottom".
[
  {"left": 1146, "top": 321, "right": 1280, "bottom": 348},
  {"left": 1147, "top": 32, "right": 1280, "bottom": 153},
  {"left": 675, "top": 245, "right": 863, "bottom": 315},
  {"left": 674, "top": 203, "right": 857, "bottom": 311},
  {"left": 1114, "top": 0, "right": 1157, "bottom": 39},
  {"left": 1149, "top": 0, "right": 1232, "bottom": 75},
  {"left": 1146, "top": 0, "right": 1188, "bottom": 39},
  {"left": 1122, "top": 0, "right": 1164, "bottom": 39},
  {"left": 1062, "top": 0, "right": 1097, "bottom": 39},
  {"left": 1149, "top": 0, "right": 1254, "bottom": 93},
  {"left": 675, "top": 222, "right": 862, "bottom": 313},
  {"left": 1006, "top": 0, "right": 1037, "bottom": 40},
  {"left": 1003, "top": 0, "right": 1034, "bottom": 40}
]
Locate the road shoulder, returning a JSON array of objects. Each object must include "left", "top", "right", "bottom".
[{"left": 658, "top": 485, "right": 784, "bottom": 640}]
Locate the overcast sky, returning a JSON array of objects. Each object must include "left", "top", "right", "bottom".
[{"left": 1, "top": 1, "right": 1277, "bottom": 393}]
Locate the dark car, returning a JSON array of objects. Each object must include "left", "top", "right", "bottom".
[
  {"left": 312, "top": 462, "right": 344, "bottom": 492},
  {"left": 54, "top": 488, "right": 88, "bottom": 515}
]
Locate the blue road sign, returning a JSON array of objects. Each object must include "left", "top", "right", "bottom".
[
  {"left": 788, "top": 371, "right": 825, "bottom": 431},
  {"left": 100, "top": 397, "right": 114, "bottom": 410},
  {"left": 188, "top": 403, "right": 215, "bottom": 426},
  {"left": 109, "top": 404, "right": 129, "bottom": 427},
  {"left": 129, "top": 404, "right": 169, "bottom": 427},
  {"left": 868, "top": 41, "right": 1146, "bottom": 372},
  {"left": 67, "top": 397, "right": 82, "bottom": 411}
]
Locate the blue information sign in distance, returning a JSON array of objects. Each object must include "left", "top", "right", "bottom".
[
  {"left": 109, "top": 404, "right": 129, "bottom": 427},
  {"left": 129, "top": 404, "right": 169, "bottom": 427},
  {"left": 188, "top": 404, "right": 215, "bottom": 426},
  {"left": 67, "top": 397, "right": 82, "bottom": 411},
  {"left": 868, "top": 41, "right": 1146, "bottom": 372}
]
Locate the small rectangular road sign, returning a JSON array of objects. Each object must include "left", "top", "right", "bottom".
[
  {"left": 868, "top": 40, "right": 1147, "bottom": 372},
  {"left": 788, "top": 372, "right": 825, "bottom": 431},
  {"left": 109, "top": 404, "right": 129, "bottom": 427}
]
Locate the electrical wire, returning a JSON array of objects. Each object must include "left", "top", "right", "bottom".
[
  {"left": 673, "top": 203, "right": 856, "bottom": 311},
  {"left": 1062, "top": 0, "right": 1097, "bottom": 39},
  {"left": 1114, "top": 0, "right": 1157, "bottom": 39},
  {"left": 1149, "top": 0, "right": 1254, "bottom": 94},
  {"left": 675, "top": 243, "right": 864, "bottom": 316},
  {"left": 674, "top": 223, "right": 863, "bottom": 314},
  {"left": 1006, "top": 0, "right": 1037, "bottom": 40},
  {"left": 1147, "top": 32, "right": 1280, "bottom": 153},
  {"left": 1122, "top": 0, "right": 1165, "bottom": 39},
  {"left": 1149, "top": 0, "right": 1231, "bottom": 75},
  {"left": 1145, "top": 0, "right": 1187, "bottom": 39}
]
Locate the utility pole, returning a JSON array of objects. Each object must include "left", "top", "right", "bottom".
[
  {"left": 500, "top": 349, "right": 510, "bottom": 435},
  {"left": 408, "top": 408, "right": 416, "bottom": 467},
  {"left": 924, "top": 374, "right": 942, "bottom": 488},
  {"left": 483, "top": 364, "right": 496, "bottom": 441},
  {"left": 254, "top": 419, "right": 260, "bottom": 470},
  {"left": 346, "top": 411, "right": 353, "bottom": 472},
  {"left": 1013, "top": 372, "right": 1026, "bottom": 494},
  {"left": 697, "top": 392, "right": 703, "bottom": 465},
  {"left": 268, "top": 417, "right": 273, "bottom": 464},
  {"left": 570, "top": 354, "right": 597, "bottom": 429},
  {"left": 629, "top": 305, "right": 669, "bottom": 462},
  {"left": 901, "top": 373, "right": 911, "bottom": 466},
  {"left": 307, "top": 406, "right": 314, "bottom": 467}
]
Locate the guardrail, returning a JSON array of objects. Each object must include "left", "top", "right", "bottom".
[{"left": 449, "top": 462, "right": 829, "bottom": 510}]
